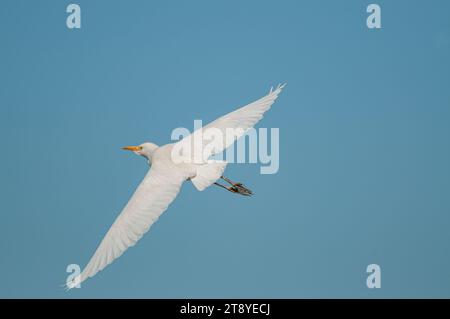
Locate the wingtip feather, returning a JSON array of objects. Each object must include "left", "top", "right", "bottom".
[{"left": 269, "top": 83, "right": 287, "bottom": 95}]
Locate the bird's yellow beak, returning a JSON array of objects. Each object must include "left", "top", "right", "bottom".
[{"left": 122, "top": 146, "right": 142, "bottom": 152}]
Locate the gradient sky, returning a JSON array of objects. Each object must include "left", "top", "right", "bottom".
[{"left": 1, "top": 0, "right": 450, "bottom": 298}]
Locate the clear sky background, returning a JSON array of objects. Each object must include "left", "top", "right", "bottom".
[{"left": 1, "top": 0, "right": 449, "bottom": 298}]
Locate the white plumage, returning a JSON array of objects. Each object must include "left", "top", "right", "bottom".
[{"left": 67, "top": 84, "right": 285, "bottom": 288}]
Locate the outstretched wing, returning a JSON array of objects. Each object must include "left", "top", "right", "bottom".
[
  {"left": 67, "top": 162, "right": 186, "bottom": 288},
  {"left": 174, "top": 84, "right": 285, "bottom": 163}
]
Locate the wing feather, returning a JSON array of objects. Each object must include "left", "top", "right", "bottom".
[
  {"left": 175, "top": 84, "right": 285, "bottom": 162},
  {"left": 67, "top": 162, "right": 185, "bottom": 288}
]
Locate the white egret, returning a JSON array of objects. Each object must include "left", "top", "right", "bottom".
[{"left": 67, "top": 84, "right": 286, "bottom": 288}]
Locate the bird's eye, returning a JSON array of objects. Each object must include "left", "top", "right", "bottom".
[{"left": 139, "top": 146, "right": 143, "bottom": 150}]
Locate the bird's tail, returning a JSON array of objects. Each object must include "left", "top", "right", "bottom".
[{"left": 191, "top": 161, "right": 228, "bottom": 191}]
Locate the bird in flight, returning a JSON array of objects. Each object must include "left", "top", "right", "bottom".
[{"left": 67, "top": 84, "right": 286, "bottom": 288}]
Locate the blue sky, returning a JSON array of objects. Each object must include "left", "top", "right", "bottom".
[{"left": 0, "top": 0, "right": 449, "bottom": 298}]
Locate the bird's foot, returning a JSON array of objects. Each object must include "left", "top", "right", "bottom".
[
  {"left": 229, "top": 183, "right": 253, "bottom": 196},
  {"left": 219, "top": 176, "right": 253, "bottom": 196}
]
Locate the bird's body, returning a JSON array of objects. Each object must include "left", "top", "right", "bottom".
[
  {"left": 149, "top": 143, "right": 196, "bottom": 178},
  {"left": 67, "top": 84, "right": 286, "bottom": 289}
]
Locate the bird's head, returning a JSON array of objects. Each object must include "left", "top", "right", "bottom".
[{"left": 122, "top": 142, "right": 159, "bottom": 161}]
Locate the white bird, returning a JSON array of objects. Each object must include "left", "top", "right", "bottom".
[{"left": 67, "top": 84, "right": 286, "bottom": 288}]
